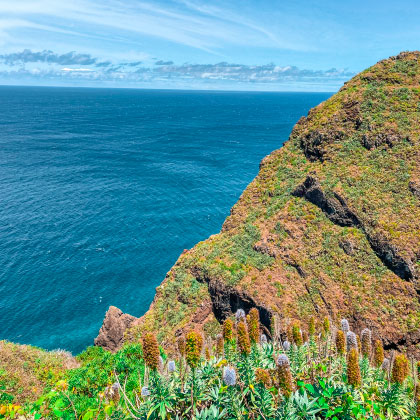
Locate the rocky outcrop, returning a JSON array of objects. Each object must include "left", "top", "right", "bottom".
[
  {"left": 94, "top": 306, "right": 137, "bottom": 352},
  {"left": 98, "top": 52, "right": 420, "bottom": 357}
]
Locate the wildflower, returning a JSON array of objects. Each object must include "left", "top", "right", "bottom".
[
  {"left": 373, "top": 340, "right": 384, "bottom": 367},
  {"left": 223, "top": 318, "right": 234, "bottom": 342},
  {"left": 237, "top": 321, "right": 251, "bottom": 355},
  {"left": 205, "top": 346, "right": 210, "bottom": 361},
  {"left": 177, "top": 336, "right": 186, "bottom": 357},
  {"left": 336, "top": 330, "right": 345, "bottom": 355},
  {"left": 185, "top": 330, "right": 203, "bottom": 369},
  {"left": 277, "top": 354, "right": 293, "bottom": 397},
  {"left": 216, "top": 333, "right": 224, "bottom": 357},
  {"left": 255, "top": 368, "right": 271, "bottom": 388},
  {"left": 223, "top": 366, "right": 237, "bottom": 386},
  {"left": 216, "top": 359, "right": 227, "bottom": 368},
  {"left": 381, "top": 358, "right": 390, "bottom": 372},
  {"left": 346, "top": 331, "right": 358, "bottom": 352},
  {"left": 248, "top": 308, "right": 260, "bottom": 343},
  {"left": 341, "top": 319, "right": 350, "bottom": 334},
  {"left": 142, "top": 332, "right": 160, "bottom": 370},
  {"left": 347, "top": 348, "right": 361, "bottom": 387},
  {"left": 235, "top": 309, "right": 246, "bottom": 322},
  {"left": 302, "top": 331, "right": 308, "bottom": 343},
  {"left": 141, "top": 386, "right": 150, "bottom": 397},
  {"left": 292, "top": 323, "right": 303, "bottom": 346},
  {"left": 360, "top": 328, "right": 371, "bottom": 359},
  {"left": 282, "top": 340, "right": 291, "bottom": 351},
  {"left": 260, "top": 333, "right": 267, "bottom": 344},
  {"left": 168, "top": 360, "right": 176, "bottom": 373},
  {"left": 392, "top": 353, "right": 409, "bottom": 385},
  {"left": 357, "top": 335, "right": 361, "bottom": 352},
  {"left": 309, "top": 316, "right": 316, "bottom": 336},
  {"left": 323, "top": 317, "right": 330, "bottom": 335}
]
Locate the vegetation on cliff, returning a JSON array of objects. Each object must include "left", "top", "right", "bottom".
[
  {"left": 2, "top": 315, "right": 420, "bottom": 419},
  {"left": 126, "top": 51, "right": 420, "bottom": 356}
]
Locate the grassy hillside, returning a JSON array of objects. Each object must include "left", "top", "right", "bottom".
[{"left": 128, "top": 52, "right": 420, "bottom": 356}]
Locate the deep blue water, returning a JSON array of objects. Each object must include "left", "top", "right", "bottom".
[{"left": 0, "top": 86, "right": 331, "bottom": 353}]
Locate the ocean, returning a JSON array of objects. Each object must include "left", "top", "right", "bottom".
[{"left": 0, "top": 86, "right": 331, "bottom": 353}]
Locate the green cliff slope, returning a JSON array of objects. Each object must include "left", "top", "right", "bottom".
[{"left": 127, "top": 51, "right": 420, "bottom": 355}]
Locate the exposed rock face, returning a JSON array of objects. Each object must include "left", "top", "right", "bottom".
[
  {"left": 94, "top": 306, "right": 137, "bottom": 352},
  {"left": 98, "top": 52, "right": 420, "bottom": 356}
]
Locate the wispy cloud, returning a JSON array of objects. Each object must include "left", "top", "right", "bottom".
[
  {"left": 0, "top": 49, "right": 355, "bottom": 90},
  {"left": 0, "top": 49, "right": 110, "bottom": 66}
]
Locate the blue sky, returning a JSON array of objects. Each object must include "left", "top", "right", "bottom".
[{"left": 0, "top": 0, "right": 419, "bottom": 91}]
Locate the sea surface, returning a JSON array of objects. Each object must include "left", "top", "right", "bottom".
[{"left": 0, "top": 86, "right": 331, "bottom": 353}]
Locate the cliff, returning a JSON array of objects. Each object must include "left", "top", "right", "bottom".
[{"left": 98, "top": 52, "right": 420, "bottom": 355}]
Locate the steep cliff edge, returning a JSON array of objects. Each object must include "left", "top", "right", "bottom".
[{"left": 98, "top": 52, "right": 420, "bottom": 355}]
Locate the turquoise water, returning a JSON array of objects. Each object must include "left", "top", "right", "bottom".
[{"left": 0, "top": 86, "right": 331, "bottom": 353}]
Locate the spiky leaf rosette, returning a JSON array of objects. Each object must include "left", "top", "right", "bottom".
[
  {"left": 185, "top": 330, "right": 203, "bottom": 369},
  {"left": 248, "top": 308, "right": 260, "bottom": 343},
  {"left": 255, "top": 368, "right": 271, "bottom": 388},
  {"left": 360, "top": 328, "right": 372, "bottom": 359},
  {"left": 292, "top": 322, "right": 303, "bottom": 346},
  {"left": 223, "top": 318, "right": 234, "bottom": 342},
  {"left": 237, "top": 321, "right": 251, "bottom": 355},
  {"left": 392, "top": 353, "right": 409, "bottom": 385},
  {"left": 336, "top": 330, "right": 346, "bottom": 355},
  {"left": 308, "top": 316, "right": 316, "bottom": 336},
  {"left": 373, "top": 339, "right": 384, "bottom": 367},
  {"left": 347, "top": 348, "right": 361, "bottom": 387},
  {"left": 142, "top": 332, "right": 160, "bottom": 371},
  {"left": 216, "top": 334, "right": 224, "bottom": 357},
  {"left": 277, "top": 354, "right": 293, "bottom": 397}
]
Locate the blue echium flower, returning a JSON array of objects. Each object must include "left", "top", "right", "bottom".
[
  {"left": 235, "top": 309, "right": 246, "bottom": 322},
  {"left": 277, "top": 354, "right": 290, "bottom": 367},
  {"left": 282, "top": 340, "right": 291, "bottom": 351},
  {"left": 168, "top": 360, "right": 176, "bottom": 373},
  {"left": 260, "top": 333, "right": 267, "bottom": 344},
  {"left": 341, "top": 319, "right": 350, "bottom": 333},
  {"left": 141, "top": 386, "right": 150, "bottom": 397},
  {"left": 346, "top": 331, "right": 358, "bottom": 351},
  {"left": 223, "top": 366, "right": 237, "bottom": 386}
]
